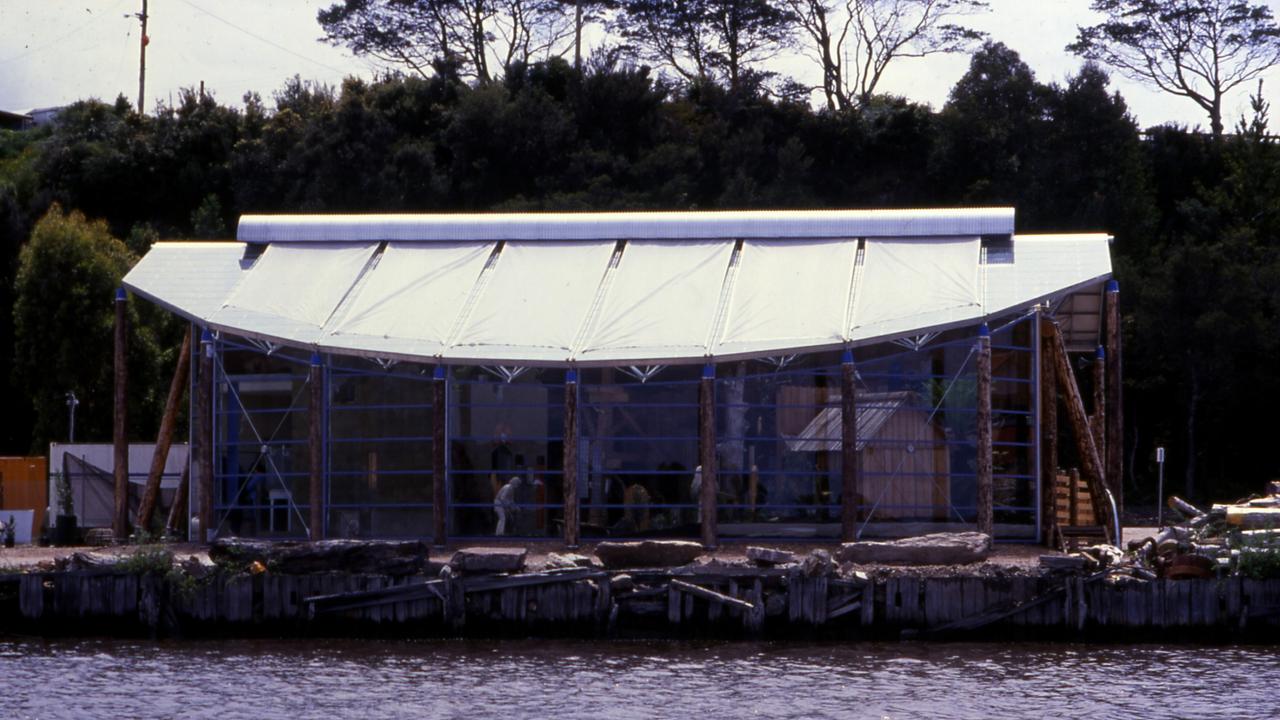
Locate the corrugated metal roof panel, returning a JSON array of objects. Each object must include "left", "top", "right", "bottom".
[{"left": 786, "top": 392, "right": 915, "bottom": 453}]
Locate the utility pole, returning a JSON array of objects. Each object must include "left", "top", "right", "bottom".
[{"left": 132, "top": 0, "right": 149, "bottom": 114}]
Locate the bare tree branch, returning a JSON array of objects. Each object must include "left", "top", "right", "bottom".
[{"left": 1069, "top": 0, "right": 1280, "bottom": 136}]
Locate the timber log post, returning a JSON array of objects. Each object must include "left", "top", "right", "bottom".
[
  {"left": 563, "top": 369, "right": 580, "bottom": 548},
  {"left": 1104, "top": 280, "right": 1123, "bottom": 512},
  {"left": 976, "top": 324, "right": 993, "bottom": 538},
  {"left": 113, "top": 288, "right": 129, "bottom": 541},
  {"left": 840, "top": 350, "right": 859, "bottom": 541},
  {"left": 1092, "top": 345, "right": 1106, "bottom": 482},
  {"left": 1039, "top": 315, "right": 1058, "bottom": 544},
  {"left": 308, "top": 353, "right": 324, "bottom": 541},
  {"left": 699, "top": 363, "right": 717, "bottom": 549},
  {"left": 432, "top": 366, "right": 447, "bottom": 547},
  {"left": 197, "top": 329, "right": 214, "bottom": 542},
  {"left": 137, "top": 331, "right": 192, "bottom": 532}
]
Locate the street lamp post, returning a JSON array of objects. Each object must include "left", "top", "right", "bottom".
[
  {"left": 1156, "top": 446, "right": 1166, "bottom": 529},
  {"left": 66, "top": 391, "right": 79, "bottom": 443}
]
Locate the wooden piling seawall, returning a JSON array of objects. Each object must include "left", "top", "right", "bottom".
[{"left": 3, "top": 568, "right": 1280, "bottom": 641}]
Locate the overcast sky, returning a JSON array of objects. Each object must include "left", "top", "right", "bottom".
[{"left": 2, "top": 0, "right": 1279, "bottom": 132}]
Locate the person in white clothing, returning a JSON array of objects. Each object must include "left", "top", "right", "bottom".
[
  {"left": 494, "top": 475, "right": 523, "bottom": 535},
  {"left": 690, "top": 465, "right": 702, "bottom": 523}
]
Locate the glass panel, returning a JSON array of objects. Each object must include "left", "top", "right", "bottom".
[
  {"left": 327, "top": 357, "right": 435, "bottom": 538},
  {"left": 448, "top": 368, "right": 565, "bottom": 538},
  {"left": 716, "top": 362, "right": 843, "bottom": 538},
  {"left": 579, "top": 367, "right": 701, "bottom": 538},
  {"left": 213, "top": 337, "right": 313, "bottom": 539}
]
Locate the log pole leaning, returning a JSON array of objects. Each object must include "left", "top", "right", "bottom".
[
  {"left": 1045, "top": 321, "right": 1110, "bottom": 538},
  {"left": 165, "top": 462, "right": 190, "bottom": 537},
  {"left": 137, "top": 331, "right": 192, "bottom": 532}
]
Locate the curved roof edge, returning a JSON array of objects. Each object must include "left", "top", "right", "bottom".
[{"left": 237, "top": 207, "right": 1015, "bottom": 243}]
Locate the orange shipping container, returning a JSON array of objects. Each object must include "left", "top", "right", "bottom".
[{"left": 0, "top": 457, "right": 49, "bottom": 533}]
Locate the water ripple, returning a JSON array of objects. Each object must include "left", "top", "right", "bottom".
[{"left": 0, "top": 638, "right": 1278, "bottom": 720}]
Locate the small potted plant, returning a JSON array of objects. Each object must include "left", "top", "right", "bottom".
[{"left": 54, "top": 470, "right": 78, "bottom": 546}]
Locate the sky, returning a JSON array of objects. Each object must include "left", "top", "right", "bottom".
[{"left": 2, "top": 0, "right": 1279, "bottom": 132}]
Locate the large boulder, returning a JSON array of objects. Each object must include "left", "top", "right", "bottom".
[
  {"left": 209, "top": 538, "right": 429, "bottom": 575},
  {"left": 836, "top": 532, "right": 992, "bottom": 565},
  {"left": 746, "top": 546, "right": 796, "bottom": 566},
  {"left": 450, "top": 547, "right": 527, "bottom": 573},
  {"left": 543, "top": 552, "right": 597, "bottom": 570},
  {"left": 593, "top": 540, "right": 705, "bottom": 569}
]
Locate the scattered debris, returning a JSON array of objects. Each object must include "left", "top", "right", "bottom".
[
  {"left": 800, "top": 549, "right": 834, "bottom": 577},
  {"left": 1115, "top": 483, "right": 1280, "bottom": 580},
  {"left": 1039, "top": 554, "right": 1088, "bottom": 571}
]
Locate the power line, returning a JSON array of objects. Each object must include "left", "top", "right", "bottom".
[
  {"left": 172, "top": 0, "right": 352, "bottom": 76},
  {"left": 0, "top": 0, "right": 130, "bottom": 65}
]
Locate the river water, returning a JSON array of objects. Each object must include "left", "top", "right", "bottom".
[{"left": 0, "top": 638, "right": 1276, "bottom": 720}]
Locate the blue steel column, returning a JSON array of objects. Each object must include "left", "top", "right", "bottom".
[
  {"left": 563, "top": 369, "right": 580, "bottom": 548},
  {"left": 433, "top": 365, "right": 448, "bottom": 547},
  {"left": 322, "top": 354, "right": 332, "bottom": 539}
]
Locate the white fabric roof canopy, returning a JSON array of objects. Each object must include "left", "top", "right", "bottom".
[{"left": 123, "top": 209, "right": 1112, "bottom": 366}]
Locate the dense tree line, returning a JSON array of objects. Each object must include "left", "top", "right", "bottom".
[{"left": 1, "top": 41, "right": 1278, "bottom": 505}]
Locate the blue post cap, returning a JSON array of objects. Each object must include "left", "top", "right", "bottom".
[
  {"left": 978, "top": 323, "right": 990, "bottom": 338},
  {"left": 115, "top": 287, "right": 126, "bottom": 301},
  {"left": 565, "top": 368, "right": 578, "bottom": 384},
  {"left": 200, "top": 328, "right": 214, "bottom": 344},
  {"left": 1107, "top": 279, "right": 1119, "bottom": 293},
  {"left": 702, "top": 363, "right": 715, "bottom": 379},
  {"left": 433, "top": 365, "right": 446, "bottom": 380},
  {"left": 841, "top": 349, "right": 854, "bottom": 365},
  {"left": 1096, "top": 345, "right": 1106, "bottom": 360},
  {"left": 310, "top": 352, "right": 322, "bottom": 366}
]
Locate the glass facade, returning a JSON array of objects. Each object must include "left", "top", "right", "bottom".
[
  {"left": 206, "top": 314, "right": 1040, "bottom": 542},
  {"left": 212, "top": 337, "right": 314, "bottom": 539}
]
